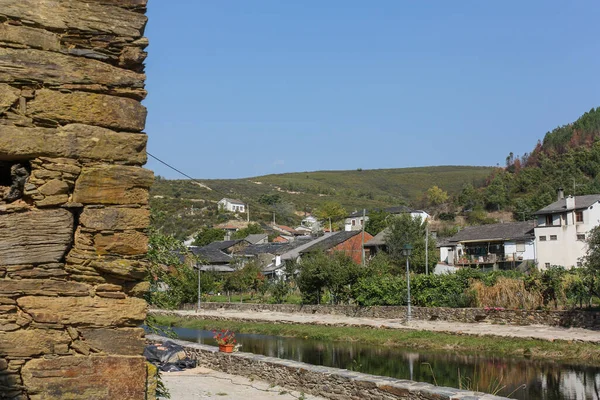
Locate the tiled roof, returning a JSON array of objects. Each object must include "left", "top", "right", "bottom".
[
  {"left": 280, "top": 234, "right": 335, "bottom": 260},
  {"left": 220, "top": 198, "right": 245, "bottom": 205},
  {"left": 202, "top": 240, "right": 242, "bottom": 251},
  {"left": 190, "top": 246, "right": 232, "bottom": 264},
  {"left": 300, "top": 231, "right": 362, "bottom": 253},
  {"left": 363, "top": 228, "right": 389, "bottom": 247},
  {"left": 244, "top": 233, "right": 268, "bottom": 244},
  {"left": 448, "top": 221, "right": 535, "bottom": 243},
  {"left": 534, "top": 194, "right": 600, "bottom": 215}
]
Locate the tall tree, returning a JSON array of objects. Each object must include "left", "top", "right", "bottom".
[
  {"left": 193, "top": 227, "right": 226, "bottom": 246},
  {"left": 315, "top": 202, "right": 347, "bottom": 229},
  {"left": 385, "top": 214, "right": 437, "bottom": 274},
  {"left": 364, "top": 209, "right": 391, "bottom": 236},
  {"left": 426, "top": 185, "right": 449, "bottom": 206}
]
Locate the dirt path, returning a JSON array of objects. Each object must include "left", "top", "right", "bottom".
[
  {"left": 152, "top": 308, "right": 600, "bottom": 343},
  {"left": 160, "top": 367, "right": 325, "bottom": 400}
]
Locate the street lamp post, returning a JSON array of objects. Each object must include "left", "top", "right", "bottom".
[{"left": 402, "top": 243, "right": 413, "bottom": 323}]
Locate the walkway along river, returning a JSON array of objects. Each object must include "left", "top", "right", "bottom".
[{"left": 168, "top": 326, "right": 600, "bottom": 400}]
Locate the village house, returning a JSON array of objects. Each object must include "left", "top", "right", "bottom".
[
  {"left": 534, "top": 190, "right": 600, "bottom": 269},
  {"left": 300, "top": 230, "right": 374, "bottom": 264},
  {"left": 442, "top": 221, "right": 536, "bottom": 271},
  {"left": 218, "top": 198, "right": 246, "bottom": 213},
  {"left": 344, "top": 206, "right": 430, "bottom": 231}
]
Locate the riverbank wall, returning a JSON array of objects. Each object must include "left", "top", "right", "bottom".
[
  {"left": 180, "top": 302, "right": 600, "bottom": 329},
  {"left": 147, "top": 334, "right": 509, "bottom": 400}
]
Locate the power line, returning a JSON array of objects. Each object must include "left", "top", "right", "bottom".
[
  {"left": 148, "top": 152, "right": 199, "bottom": 182},
  {"left": 147, "top": 152, "right": 283, "bottom": 217}
]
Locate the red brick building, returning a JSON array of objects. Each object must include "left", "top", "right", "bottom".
[{"left": 300, "top": 230, "right": 374, "bottom": 264}]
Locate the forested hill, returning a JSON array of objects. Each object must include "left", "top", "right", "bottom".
[
  {"left": 150, "top": 165, "right": 493, "bottom": 239},
  {"left": 480, "top": 107, "right": 600, "bottom": 220}
]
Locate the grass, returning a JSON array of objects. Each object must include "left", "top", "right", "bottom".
[
  {"left": 152, "top": 315, "right": 600, "bottom": 365},
  {"left": 150, "top": 165, "right": 494, "bottom": 238}
]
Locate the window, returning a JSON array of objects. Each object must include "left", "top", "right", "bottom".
[
  {"left": 545, "top": 215, "right": 553, "bottom": 226},
  {"left": 539, "top": 236, "right": 547, "bottom": 241},
  {"left": 360, "top": 219, "right": 364, "bottom": 225},
  {"left": 576, "top": 211, "right": 583, "bottom": 223},
  {"left": 577, "top": 234, "right": 586, "bottom": 241},
  {"left": 516, "top": 242, "right": 526, "bottom": 252},
  {"left": 550, "top": 235, "right": 557, "bottom": 241},
  {"left": 545, "top": 263, "right": 551, "bottom": 268},
  {"left": 351, "top": 220, "right": 356, "bottom": 226}
]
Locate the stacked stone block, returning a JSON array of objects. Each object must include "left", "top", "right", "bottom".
[{"left": 0, "top": 1, "right": 151, "bottom": 398}]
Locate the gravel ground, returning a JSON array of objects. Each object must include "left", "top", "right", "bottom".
[{"left": 160, "top": 367, "right": 325, "bottom": 400}]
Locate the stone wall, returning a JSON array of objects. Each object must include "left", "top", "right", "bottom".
[
  {"left": 181, "top": 302, "right": 600, "bottom": 329},
  {"left": 147, "top": 334, "right": 509, "bottom": 400},
  {"left": 0, "top": 1, "right": 151, "bottom": 399}
]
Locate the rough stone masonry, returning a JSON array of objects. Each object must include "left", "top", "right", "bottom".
[{"left": 0, "top": 1, "right": 152, "bottom": 398}]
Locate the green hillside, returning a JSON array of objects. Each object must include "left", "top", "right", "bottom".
[
  {"left": 150, "top": 165, "right": 493, "bottom": 239},
  {"left": 475, "top": 107, "right": 600, "bottom": 220}
]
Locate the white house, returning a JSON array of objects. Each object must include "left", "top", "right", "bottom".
[
  {"left": 218, "top": 198, "right": 246, "bottom": 213},
  {"left": 534, "top": 191, "right": 600, "bottom": 269},
  {"left": 344, "top": 206, "right": 430, "bottom": 231}
]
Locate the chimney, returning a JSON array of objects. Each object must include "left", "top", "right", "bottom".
[
  {"left": 566, "top": 195, "right": 575, "bottom": 210},
  {"left": 557, "top": 188, "right": 564, "bottom": 200}
]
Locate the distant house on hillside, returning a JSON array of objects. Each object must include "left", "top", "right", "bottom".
[
  {"left": 218, "top": 198, "right": 246, "bottom": 213},
  {"left": 534, "top": 191, "right": 600, "bottom": 269},
  {"left": 344, "top": 206, "right": 430, "bottom": 231},
  {"left": 300, "top": 230, "right": 374, "bottom": 264},
  {"left": 443, "top": 221, "right": 535, "bottom": 270},
  {"left": 299, "top": 215, "right": 321, "bottom": 233}
]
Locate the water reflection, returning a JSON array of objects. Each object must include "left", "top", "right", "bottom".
[{"left": 170, "top": 327, "right": 600, "bottom": 400}]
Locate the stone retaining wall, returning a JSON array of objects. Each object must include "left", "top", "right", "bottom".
[
  {"left": 147, "top": 334, "right": 508, "bottom": 400},
  {"left": 182, "top": 302, "right": 600, "bottom": 329},
  {"left": 0, "top": 2, "right": 151, "bottom": 399}
]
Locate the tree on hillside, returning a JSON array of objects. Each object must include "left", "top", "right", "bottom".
[
  {"left": 426, "top": 185, "right": 449, "bottom": 206},
  {"left": 457, "top": 183, "right": 481, "bottom": 210},
  {"left": 365, "top": 209, "right": 391, "bottom": 236},
  {"left": 385, "top": 214, "right": 437, "bottom": 274},
  {"left": 582, "top": 226, "right": 600, "bottom": 299},
  {"left": 192, "top": 227, "right": 226, "bottom": 246},
  {"left": 315, "top": 202, "right": 347, "bottom": 229},
  {"left": 257, "top": 193, "right": 281, "bottom": 205}
]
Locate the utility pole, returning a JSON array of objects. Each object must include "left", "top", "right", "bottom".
[
  {"left": 197, "top": 265, "right": 201, "bottom": 311},
  {"left": 329, "top": 217, "right": 332, "bottom": 233},
  {"left": 425, "top": 225, "right": 429, "bottom": 275},
  {"left": 247, "top": 204, "right": 250, "bottom": 222},
  {"left": 273, "top": 212, "right": 276, "bottom": 226},
  {"left": 361, "top": 209, "right": 366, "bottom": 266}
]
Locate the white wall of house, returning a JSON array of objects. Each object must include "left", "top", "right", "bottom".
[
  {"left": 534, "top": 200, "right": 600, "bottom": 269},
  {"left": 411, "top": 211, "right": 430, "bottom": 220},
  {"left": 504, "top": 240, "right": 535, "bottom": 261},
  {"left": 344, "top": 216, "right": 367, "bottom": 231},
  {"left": 218, "top": 199, "right": 246, "bottom": 213}
]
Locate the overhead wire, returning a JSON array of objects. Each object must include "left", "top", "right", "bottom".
[{"left": 147, "top": 152, "right": 283, "bottom": 216}]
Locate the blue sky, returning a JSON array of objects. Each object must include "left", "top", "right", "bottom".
[{"left": 144, "top": 1, "right": 600, "bottom": 179}]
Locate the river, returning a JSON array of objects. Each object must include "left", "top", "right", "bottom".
[{"left": 168, "top": 326, "right": 600, "bottom": 400}]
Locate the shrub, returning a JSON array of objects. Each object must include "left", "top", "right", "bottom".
[{"left": 471, "top": 277, "right": 543, "bottom": 309}]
